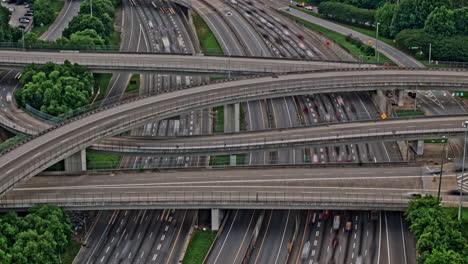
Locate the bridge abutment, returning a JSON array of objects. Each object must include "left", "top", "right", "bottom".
[
  {"left": 211, "top": 208, "right": 224, "bottom": 231},
  {"left": 64, "top": 149, "right": 86, "bottom": 171}
]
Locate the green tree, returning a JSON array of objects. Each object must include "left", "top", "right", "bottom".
[
  {"left": 32, "top": 0, "right": 55, "bottom": 27},
  {"left": 69, "top": 29, "right": 106, "bottom": 47},
  {"left": 452, "top": 8, "right": 468, "bottom": 35},
  {"left": 375, "top": 2, "right": 397, "bottom": 37},
  {"left": 63, "top": 14, "right": 107, "bottom": 39},
  {"left": 424, "top": 6, "right": 456, "bottom": 35},
  {"left": 425, "top": 249, "right": 464, "bottom": 264},
  {"left": 390, "top": 0, "right": 451, "bottom": 37},
  {"left": 79, "top": 0, "right": 116, "bottom": 19},
  {"left": 10, "top": 230, "right": 58, "bottom": 264}
]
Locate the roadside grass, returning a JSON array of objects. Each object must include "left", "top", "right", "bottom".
[
  {"left": 0, "top": 135, "right": 26, "bottom": 153},
  {"left": 125, "top": 74, "right": 140, "bottom": 93},
  {"left": 192, "top": 13, "right": 223, "bottom": 55},
  {"left": 213, "top": 106, "right": 224, "bottom": 133},
  {"left": 283, "top": 12, "right": 393, "bottom": 64},
  {"left": 424, "top": 138, "right": 447, "bottom": 143},
  {"left": 395, "top": 109, "right": 425, "bottom": 117},
  {"left": 93, "top": 73, "right": 112, "bottom": 101},
  {"left": 60, "top": 239, "right": 81, "bottom": 264},
  {"left": 31, "top": 0, "right": 65, "bottom": 37},
  {"left": 86, "top": 152, "right": 121, "bottom": 170},
  {"left": 108, "top": 29, "right": 121, "bottom": 49},
  {"left": 209, "top": 154, "right": 245, "bottom": 166},
  {"left": 182, "top": 229, "right": 217, "bottom": 264}
]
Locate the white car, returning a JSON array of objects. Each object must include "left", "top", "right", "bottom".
[
  {"left": 305, "top": 5, "right": 314, "bottom": 10},
  {"left": 8, "top": 7, "right": 15, "bottom": 12}
]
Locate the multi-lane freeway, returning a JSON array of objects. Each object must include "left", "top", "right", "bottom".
[{"left": 0, "top": 68, "right": 467, "bottom": 195}]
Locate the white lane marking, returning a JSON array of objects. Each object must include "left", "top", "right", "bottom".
[
  {"left": 100, "top": 256, "right": 105, "bottom": 263},
  {"left": 400, "top": 213, "right": 408, "bottom": 264},
  {"left": 157, "top": 243, "right": 161, "bottom": 250},
  {"left": 377, "top": 211, "right": 382, "bottom": 264},
  {"left": 106, "top": 246, "right": 110, "bottom": 253},
  {"left": 152, "top": 254, "right": 157, "bottom": 261},
  {"left": 385, "top": 212, "right": 391, "bottom": 264},
  {"left": 274, "top": 210, "right": 290, "bottom": 264},
  {"left": 213, "top": 210, "right": 239, "bottom": 264},
  {"left": 161, "top": 234, "right": 165, "bottom": 241}
]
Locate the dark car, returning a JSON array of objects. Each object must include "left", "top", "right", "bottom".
[
  {"left": 18, "top": 25, "right": 26, "bottom": 30},
  {"left": 24, "top": 12, "right": 32, "bottom": 16}
]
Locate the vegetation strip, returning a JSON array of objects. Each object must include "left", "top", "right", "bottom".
[
  {"left": 191, "top": 13, "right": 223, "bottom": 55},
  {"left": 182, "top": 229, "right": 217, "bottom": 264}
]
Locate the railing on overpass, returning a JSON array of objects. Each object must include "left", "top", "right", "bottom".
[
  {"left": 90, "top": 125, "right": 464, "bottom": 156},
  {"left": 0, "top": 191, "right": 417, "bottom": 211}
]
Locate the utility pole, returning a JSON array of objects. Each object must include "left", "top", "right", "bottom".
[
  {"left": 376, "top": 22, "right": 380, "bottom": 63},
  {"left": 22, "top": 29, "right": 25, "bottom": 49},
  {"left": 458, "top": 121, "right": 468, "bottom": 220},
  {"left": 428, "top": 43, "right": 432, "bottom": 64},
  {"left": 90, "top": 0, "right": 93, "bottom": 17}
]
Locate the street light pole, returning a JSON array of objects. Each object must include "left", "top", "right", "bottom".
[
  {"left": 458, "top": 121, "right": 468, "bottom": 220},
  {"left": 437, "top": 136, "right": 448, "bottom": 200},
  {"left": 90, "top": 0, "right": 93, "bottom": 17},
  {"left": 376, "top": 22, "right": 380, "bottom": 63}
]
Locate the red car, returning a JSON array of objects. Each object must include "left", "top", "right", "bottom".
[
  {"left": 331, "top": 238, "right": 339, "bottom": 248},
  {"left": 322, "top": 210, "right": 330, "bottom": 220}
]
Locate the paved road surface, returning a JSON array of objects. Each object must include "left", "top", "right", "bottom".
[{"left": 40, "top": 0, "right": 82, "bottom": 40}]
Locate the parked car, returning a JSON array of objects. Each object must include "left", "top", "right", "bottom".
[
  {"left": 305, "top": 5, "right": 314, "bottom": 10},
  {"left": 19, "top": 17, "right": 30, "bottom": 23},
  {"left": 8, "top": 7, "right": 15, "bottom": 12},
  {"left": 24, "top": 12, "right": 32, "bottom": 16}
]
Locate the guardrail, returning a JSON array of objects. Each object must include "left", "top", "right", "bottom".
[{"left": 0, "top": 191, "right": 415, "bottom": 211}]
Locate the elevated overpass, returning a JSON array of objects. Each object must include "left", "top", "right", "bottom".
[
  {"left": 3, "top": 166, "right": 460, "bottom": 211},
  {"left": 91, "top": 115, "right": 468, "bottom": 156},
  {"left": 0, "top": 50, "right": 369, "bottom": 75},
  {"left": 0, "top": 68, "right": 467, "bottom": 197}
]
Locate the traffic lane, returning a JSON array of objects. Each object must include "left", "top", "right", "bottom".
[
  {"left": 163, "top": 210, "right": 195, "bottom": 264},
  {"left": 155, "top": 209, "right": 189, "bottom": 264},
  {"left": 19, "top": 166, "right": 429, "bottom": 188},
  {"left": 206, "top": 210, "right": 256, "bottom": 264},
  {"left": 107, "top": 115, "right": 468, "bottom": 147},
  {"left": 280, "top": 7, "right": 423, "bottom": 67},
  {"left": 40, "top": 0, "right": 83, "bottom": 40}
]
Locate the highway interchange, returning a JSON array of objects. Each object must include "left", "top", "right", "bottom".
[{"left": 0, "top": 0, "right": 467, "bottom": 263}]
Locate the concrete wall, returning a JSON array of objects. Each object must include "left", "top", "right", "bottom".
[{"left": 64, "top": 149, "right": 86, "bottom": 171}]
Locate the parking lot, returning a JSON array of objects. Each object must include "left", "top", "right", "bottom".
[{"left": 1, "top": 1, "right": 32, "bottom": 31}]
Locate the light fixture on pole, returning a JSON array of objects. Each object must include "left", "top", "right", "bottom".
[
  {"left": 437, "top": 135, "right": 448, "bottom": 200},
  {"left": 458, "top": 121, "right": 468, "bottom": 220}
]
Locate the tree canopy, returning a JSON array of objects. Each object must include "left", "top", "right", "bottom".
[
  {"left": 405, "top": 195, "right": 468, "bottom": 264},
  {"left": 0, "top": 5, "right": 21, "bottom": 43},
  {"left": 32, "top": 0, "right": 55, "bottom": 27},
  {"left": 0, "top": 205, "right": 72, "bottom": 264},
  {"left": 15, "top": 61, "right": 94, "bottom": 116}
]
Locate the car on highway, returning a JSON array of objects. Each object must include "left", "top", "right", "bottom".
[
  {"left": 331, "top": 238, "right": 339, "bottom": 248},
  {"left": 345, "top": 221, "right": 352, "bottom": 231},
  {"left": 333, "top": 215, "right": 340, "bottom": 230},
  {"left": 305, "top": 5, "right": 314, "bottom": 10},
  {"left": 322, "top": 210, "right": 330, "bottom": 219}
]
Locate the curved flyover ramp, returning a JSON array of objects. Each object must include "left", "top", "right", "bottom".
[{"left": 0, "top": 68, "right": 467, "bottom": 196}]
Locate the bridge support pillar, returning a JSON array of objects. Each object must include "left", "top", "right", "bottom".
[
  {"left": 397, "top": 90, "right": 405, "bottom": 106},
  {"left": 413, "top": 140, "right": 424, "bottom": 155},
  {"left": 224, "top": 103, "right": 240, "bottom": 166},
  {"left": 211, "top": 209, "right": 223, "bottom": 231},
  {"left": 64, "top": 149, "right": 86, "bottom": 171},
  {"left": 373, "top": 90, "right": 387, "bottom": 114},
  {"left": 416, "top": 140, "right": 424, "bottom": 155}
]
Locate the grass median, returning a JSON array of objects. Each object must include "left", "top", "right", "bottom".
[
  {"left": 182, "top": 229, "right": 217, "bottom": 264},
  {"left": 125, "top": 74, "right": 141, "bottom": 93},
  {"left": 61, "top": 240, "right": 81, "bottom": 264},
  {"left": 395, "top": 109, "right": 424, "bottom": 117},
  {"left": 192, "top": 13, "right": 223, "bottom": 55},
  {"left": 86, "top": 152, "right": 121, "bottom": 170}
]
